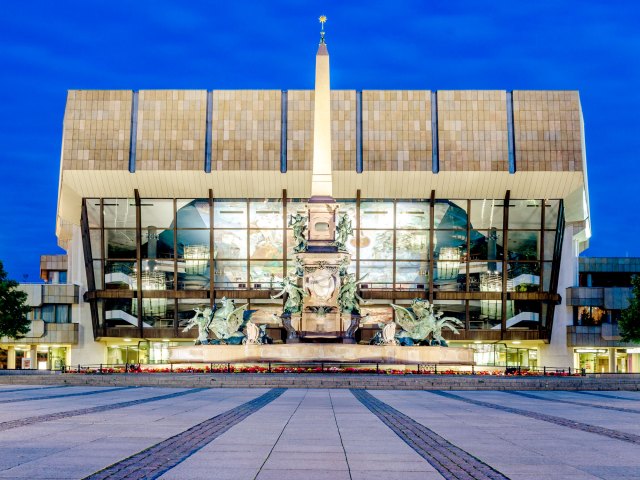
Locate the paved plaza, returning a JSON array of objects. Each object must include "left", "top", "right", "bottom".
[{"left": 0, "top": 385, "right": 639, "bottom": 479}]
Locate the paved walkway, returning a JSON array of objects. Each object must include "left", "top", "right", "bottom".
[{"left": 0, "top": 385, "right": 639, "bottom": 479}]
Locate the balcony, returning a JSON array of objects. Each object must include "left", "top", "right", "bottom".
[
  {"left": 0, "top": 321, "right": 79, "bottom": 345},
  {"left": 567, "top": 324, "right": 637, "bottom": 348},
  {"left": 18, "top": 283, "right": 79, "bottom": 307}
]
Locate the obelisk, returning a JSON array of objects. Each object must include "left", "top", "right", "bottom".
[{"left": 307, "top": 15, "right": 338, "bottom": 251}]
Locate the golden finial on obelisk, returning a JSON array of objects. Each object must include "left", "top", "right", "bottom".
[{"left": 319, "top": 15, "right": 327, "bottom": 44}]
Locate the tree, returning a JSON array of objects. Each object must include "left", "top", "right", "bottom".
[
  {"left": 619, "top": 275, "right": 640, "bottom": 343},
  {"left": 0, "top": 261, "right": 31, "bottom": 339}
]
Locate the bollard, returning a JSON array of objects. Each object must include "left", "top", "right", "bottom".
[
  {"left": 569, "top": 367, "right": 572, "bottom": 375},
  {"left": 268, "top": 362, "right": 272, "bottom": 373},
  {"left": 543, "top": 366, "right": 547, "bottom": 376},
  {"left": 376, "top": 363, "right": 379, "bottom": 374},
  {"left": 472, "top": 364, "right": 475, "bottom": 375},
  {"left": 210, "top": 362, "right": 213, "bottom": 373},
  {"left": 170, "top": 363, "right": 173, "bottom": 373},
  {"left": 227, "top": 363, "right": 231, "bottom": 373},
  {"left": 99, "top": 364, "right": 103, "bottom": 374},
  {"left": 434, "top": 364, "right": 438, "bottom": 375},
  {"left": 321, "top": 362, "right": 324, "bottom": 373},
  {"left": 417, "top": 364, "right": 420, "bottom": 374},
  {"left": 78, "top": 364, "right": 81, "bottom": 374}
]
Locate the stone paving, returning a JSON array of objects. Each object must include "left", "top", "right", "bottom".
[{"left": 0, "top": 386, "right": 639, "bottom": 479}]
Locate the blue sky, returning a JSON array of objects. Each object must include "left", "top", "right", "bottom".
[{"left": 1, "top": 0, "right": 639, "bottom": 281}]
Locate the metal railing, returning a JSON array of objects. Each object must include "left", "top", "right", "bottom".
[{"left": 58, "top": 361, "right": 588, "bottom": 376}]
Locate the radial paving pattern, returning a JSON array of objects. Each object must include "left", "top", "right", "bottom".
[{"left": 0, "top": 386, "right": 639, "bottom": 480}]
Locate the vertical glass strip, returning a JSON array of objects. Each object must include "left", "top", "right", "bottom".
[
  {"left": 280, "top": 90, "right": 288, "bottom": 173},
  {"left": 356, "top": 90, "right": 363, "bottom": 173},
  {"left": 128, "top": 91, "right": 138, "bottom": 173},
  {"left": 431, "top": 91, "right": 439, "bottom": 173},
  {"left": 506, "top": 91, "right": 516, "bottom": 173},
  {"left": 204, "top": 90, "right": 213, "bottom": 173}
]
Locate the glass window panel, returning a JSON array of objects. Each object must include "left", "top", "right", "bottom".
[
  {"left": 177, "top": 230, "right": 210, "bottom": 258},
  {"left": 507, "top": 231, "right": 540, "bottom": 261},
  {"left": 214, "top": 201, "right": 247, "bottom": 228},
  {"left": 140, "top": 199, "right": 174, "bottom": 229},
  {"left": 543, "top": 262, "right": 553, "bottom": 292},
  {"left": 55, "top": 305, "right": 70, "bottom": 323},
  {"left": 507, "top": 301, "right": 540, "bottom": 330},
  {"left": 214, "top": 230, "right": 247, "bottom": 258},
  {"left": 543, "top": 230, "right": 557, "bottom": 260},
  {"left": 86, "top": 199, "right": 101, "bottom": 228},
  {"left": 103, "top": 298, "right": 136, "bottom": 328},
  {"left": 41, "top": 305, "right": 55, "bottom": 323},
  {"left": 434, "top": 230, "right": 467, "bottom": 251},
  {"left": 360, "top": 201, "right": 394, "bottom": 228},
  {"left": 359, "top": 261, "right": 393, "bottom": 287},
  {"left": 469, "top": 199, "right": 503, "bottom": 230},
  {"left": 90, "top": 230, "right": 102, "bottom": 259},
  {"left": 359, "top": 230, "right": 393, "bottom": 260},
  {"left": 545, "top": 200, "right": 561, "bottom": 229},
  {"left": 469, "top": 262, "right": 504, "bottom": 292},
  {"left": 177, "top": 299, "right": 209, "bottom": 328},
  {"left": 396, "top": 231, "right": 428, "bottom": 260},
  {"left": 142, "top": 228, "right": 174, "bottom": 259},
  {"left": 92, "top": 261, "right": 103, "bottom": 289},
  {"left": 435, "top": 200, "right": 468, "bottom": 230},
  {"left": 469, "top": 229, "right": 503, "bottom": 261},
  {"left": 250, "top": 230, "right": 283, "bottom": 259},
  {"left": 395, "top": 261, "right": 428, "bottom": 289},
  {"left": 286, "top": 199, "right": 308, "bottom": 219},
  {"left": 103, "top": 198, "right": 136, "bottom": 228},
  {"left": 396, "top": 201, "right": 429, "bottom": 229},
  {"left": 215, "top": 261, "right": 248, "bottom": 287},
  {"left": 250, "top": 199, "right": 283, "bottom": 229},
  {"left": 434, "top": 249, "right": 464, "bottom": 291},
  {"left": 177, "top": 199, "right": 210, "bottom": 228},
  {"left": 508, "top": 262, "right": 540, "bottom": 292},
  {"left": 508, "top": 200, "right": 542, "bottom": 229},
  {"left": 250, "top": 261, "right": 284, "bottom": 285},
  {"left": 105, "top": 229, "right": 136, "bottom": 258},
  {"left": 59, "top": 271, "right": 67, "bottom": 283},
  {"left": 104, "top": 261, "right": 136, "bottom": 290},
  {"left": 433, "top": 300, "right": 466, "bottom": 326},
  {"left": 468, "top": 300, "right": 485, "bottom": 330}
]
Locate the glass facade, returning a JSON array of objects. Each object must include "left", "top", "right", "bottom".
[{"left": 83, "top": 196, "right": 563, "bottom": 337}]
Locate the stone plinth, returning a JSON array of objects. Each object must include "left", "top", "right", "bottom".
[{"left": 168, "top": 344, "right": 474, "bottom": 365}]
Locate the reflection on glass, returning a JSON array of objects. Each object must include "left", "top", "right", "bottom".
[
  {"left": 434, "top": 230, "right": 467, "bottom": 250},
  {"left": 142, "top": 227, "right": 174, "bottom": 259},
  {"left": 507, "top": 231, "right": 540, "bottom": 260},
  {"left": 250, "top": 230, "right": 283, "bottom": 259},
  {"left": 360, "top": 261, "right": 393, "bottom": 286},
  {"left": 545, "top": 200, "right": 560, "bottom": 229},
  {"left": 359, "top": 230, "right": 393, "bottom": 259},
  {"left": 508, "top": 262, "right": 541, "bottom": 292},
  {"left": 214, "top": 230, "right": 247, "bottom": 258},
  {"left": 469, "top": 229, "right": 503, "bottom": 262},
  {"left": 433, "top": 300, "right": 465, "bottom": 324},
  {"left": 395, "top": 261, "right": 428, "bottom": 288},
  {"left": 543, "top": 231, "right": 556, "bottom": 261},
  {"left": 105, "top": 230, "right": 136, "bottom": 258},
  {"left": 543, "top": 262, "right": 552, "bottom": 292},
  {"left": 360, "top": 201, "right": 394, "bottom": 228},
  {"left": 396, "top": 231, "right": 428, "bottom": 260},
  {"left": 435, "top": 200, "right": 468, "bottom": 230},
  {"left": 509, "top": 200, "right": 542, "bottom": 229},
  {"left": 93, "top": 261, "right": 103, "bottom": 289},
  {"left": 507, "top": 301, "right": 540, "bottom": 330},
  {"left": 214, "top": 201, "right": 247, "bottom": 228},
  {"left": 103, "top": 298, "right": 136, "bottom": 328},
  {"left": 177, "top": 199, "right": 210, "bottom": 228},
  {"left": 103, "top": 198, "right": 136, "bottom": 228},
  {"left": 215, "top": 261, "right": 248, "bottom": 287},
  {"left": 183, "top": 245, "right": 210, "bottom": 275},
  {"left": 469, "top": 199, "right": 502, "bottom": 229},
  {"left": 141, "top": 199, "right": 174, "bottom": 229},
  {"left": 250, "top": 261, "right": 283, "bottom": 285},
  {"left": 86, "top": 199, "right": 101, "bottom": 228},
  {"left": 250, "top": 200, "right": 283, "bottom": 229},
  {"left": 337, "top": 201, "right": 357, "bottom": 226},
  {"left": 396, "top": 202, "right": 429, "bottom": 229},
  {"left": 178, "top": 299, "right": 209, "bottom": 328},
  {"left": 90, "top": 230, "right": 102, "bottom": 259},
  {"left": 177, "top": 230, "right": 210, "bottom": 258}
]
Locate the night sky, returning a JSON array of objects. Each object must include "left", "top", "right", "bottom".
[{"left": 1, "top": 1, "right": 639, "bottom": 282}]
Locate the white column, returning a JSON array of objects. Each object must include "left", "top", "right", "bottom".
[
  {"left": 608, "top": 348, "right": 616, "bottom": 373},
  {"left": 29, "top": 345, "right": 38, "bottom": 369},
  {"left": 7, "top": 346, "right": 16, "bottom": 369}
]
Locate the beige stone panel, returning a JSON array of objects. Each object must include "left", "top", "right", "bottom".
[
  {"left": 513, "top": 91, "right": 582, "bottom": 172},
  {"left": 62, "top": 90, "right": 132, "bottom": 171},
  {"left": 211, "top": 90, "right": 281, "bottom": 171},
  {"left": 362, "top": 90, "right": 431, "bottom": 172},
  {"left": 438, "top": 90, "right": 508, "bottom": 172},
  {"left": 136, "top": 90, "right": 207, "bottom": 171},
  {"left": 331, "top": 90, "right": 356, "bottom": 171},
  {"left": 287, "top": 90, "right": 314, "bottom": 171}
]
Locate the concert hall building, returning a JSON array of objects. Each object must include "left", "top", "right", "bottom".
[{"left": 6, "top": 34, "right": 601, "bottom": 370}]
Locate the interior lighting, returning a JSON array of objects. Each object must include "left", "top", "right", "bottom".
[
  {"left": 437, "top": 247, "right": 461, "bottom": 280},
  {"left": 512, "top": 341, "right": 521, "bottom": 345},
  {"left": 124, "top": 338, "right": 132, "bottom": 342},
  {"left": 184, "top": 245, "right": 209, "bottom": 275},
  {"left": 474, "top": 341, "right": 482, "bottom": 344},
  {"left": 162, "top": 338, "right": 170, "bottom": 342}
]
